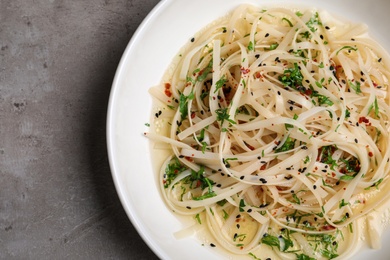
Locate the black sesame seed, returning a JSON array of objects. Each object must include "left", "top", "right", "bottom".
[
  {"left": 191, "top": 37, "right": 195, "bottom": 42},
  {"left": 320, "top": 35, "right": 324, "bottom": 40},
  {"left": 265, "top": 33, "right": 270, "bottom": 37},
  {"left": 240, "top": 176, "right": 245, "bottom": 180},
  {"left": 289, "top": 106, "right": 293, "bottom": 111},
  {"left": 236, "top": 214, "right": 241, "bottom": 218},
  {"left": 325, "top": 26, "right": 330, "bottom": 30},
  {"left": 210, "top": 243, "right": 216, "bottom": 247},
  {"left": 354, "top": 138, "right": 358, "bottom": 143},
  {"left": 186, "top": 206, "right": 191, "bottom": 209},
  {"left": 247, "top": 209, "right": 252, "bottom": 213},
  {"left": 277, "top": 91, "right": 281, "bottom": 95},
  {"left": 236, "top": 224, "right": 240, "bottom": 229},
  {"left": 179, "top": 155, "right": 185, "bottom": 158},
  {"left": 313, "top": 185, "right": 317, "bottom": 190},
  {"left": 216, "top": 184, "right": 222, "bottom": 188},
  {"left": 259, "top": 178, "right": 267, "bottom": 184},
  {"left": 255, "top": 54, "right": 260, "bottom": 59},
  {"left": 378, "top": 57, "right": 383, "bottom": 62}
]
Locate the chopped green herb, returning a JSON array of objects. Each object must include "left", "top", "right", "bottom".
[
  {"left": 282, "top": 17, "right": 294, "bottom": 27},
  {"left": 279, "top": 63, "right": 304, "bottom": 90},
  {"left": 365, "top": 178, "right": 383, "bottom": 190},
  {"left": 248, "top": 252, "right": 261, "bottom": 260},
  {"left": 292, "top": 193, "right": 301, "bottom": 205},
  {"left": 248, "top": 41, "right": 254, "bottom": 51},
  {"left": 275, "top": 136, "right": 295, "bottom": 153},
  {"left": 216, "top": 108, "right": 236, "bottom": 126},
  {"left": 306, "top": 12, "right": 322, "bottom": 32},
  {"left": 348, "top": 80, "right": 361, "bottom": 94},
  {"left": 214, "top": 75, "right": 228, "bottom": 93},
  {"left": 239, "top": 199, "right": 246, "bottom": 212},
  {"left": 193, "top": 191, "right": 217, "bottom": 201},
  {"left": 296, "top": 254, "right": 316, "bottom": 260},
  {"left": 337, "top": 46, "right": 358, "bottom": 55},
  {"left": 179, "top": 91, "right": 194, "bottom": 120},
  {"left": 374, "top": 97, "right": 380, "bottom": 118},
  {"left": 195, "top": 213, "right": 202, "bottom": 224},
  {"left": 222, "top": 209, "right": 229, "bottom": 220},
  {"left": 268, "top": 43, "right": 279, "bottom": 50},
  {"left": 164, "top": 157, "right": 188, "bottom": 188},
  {"left": 339, "top": 199, "right": 350, "bottom": 208},
  {"left": 197, "top": 60, "right": 213, "bottom": 82}
]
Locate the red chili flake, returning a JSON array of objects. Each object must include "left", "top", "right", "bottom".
[
  {"left": 165, "top": 83, "right": 171, "bottom": 89},
  {"left": 305, "top": 88, "right": 313, "bottom": 96},
  {"left": 368, "top": 152, "right": 374, "bottom": 157},
  {"left": 322, "top": 225, "right": 335, "bottom": 231},
  {"left": 359, "top": 117, "right": 370, "bottom": 124},
  {"left": 244, "top": 142, "right": 255, "bottom": 150},
  {"left": 191, "top": 112, "right": 196, "bottom": 119},
  {"left": 260, "top": 164, "right": 267, "bottom": 170},
  {"left": 185, "top": 156, "right": 193, "bottom": 162},
  {"left": 255, "top": 72, "right": 262, "bottom": 78},
  {"left": 164, "top": 89, "right": 172, "bottom": 97},
  {"left": 240, "top": 67, "right": 250, "bottom": 74}
]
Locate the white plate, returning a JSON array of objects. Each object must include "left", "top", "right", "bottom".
[{"left": 107, "top": 0, "right": 390, "bottom": 259}]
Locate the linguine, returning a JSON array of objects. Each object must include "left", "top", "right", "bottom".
[{"left": 145, "top": 5, "right": 390, "bottom": 259}]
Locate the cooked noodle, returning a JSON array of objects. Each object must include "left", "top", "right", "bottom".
[{"left": 145, "top": 5, "right": 390, "bottom": 259}]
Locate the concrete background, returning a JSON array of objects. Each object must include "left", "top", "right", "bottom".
[{"left": 1, "top": 0, "right": 159, "bottom": 259}]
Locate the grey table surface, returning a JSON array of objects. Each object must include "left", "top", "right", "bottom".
[{"left": 1, "top": 0, "right": 160, "bottom": 259}]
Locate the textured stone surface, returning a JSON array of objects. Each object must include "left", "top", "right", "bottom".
[{"left": 1, "top": 0, "right": 159, "bottom": 259}]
